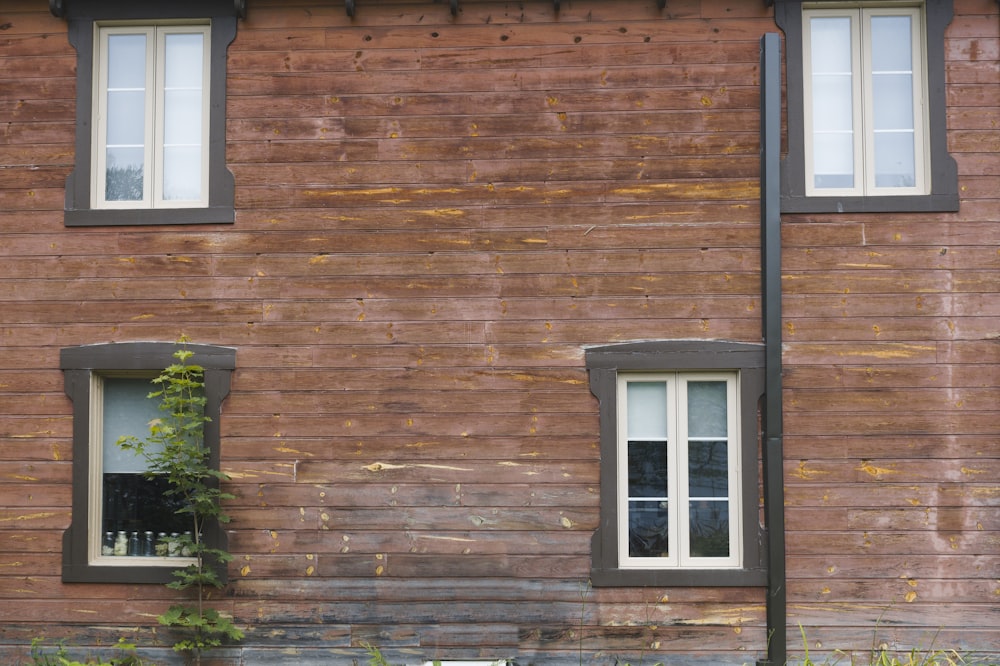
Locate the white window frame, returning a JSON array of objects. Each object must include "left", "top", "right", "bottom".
[
  {"left": 87, "top": 373, "right": 196, "bottom": 569},
  {"left": 802, "top": 4, "right": 929, "bottom": 198},
  {"left": 92, "top": 22, "right": 211, "bottom": 210},
  {"left": 616, "top": 371, "right": 742, "bottom": 570}
]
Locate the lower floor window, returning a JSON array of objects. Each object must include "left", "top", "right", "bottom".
[
  {"left": 620, "top": 372, "right": 740, "bottom": 569},
  {"left": 61, "top": 341, "right": 235, "bottom": 583},
  {"left": 586, "top": 341, "right": 767, "bottom": 586},
  {"left": 99, "top": 377, "right": 191, "bottom": 558}
]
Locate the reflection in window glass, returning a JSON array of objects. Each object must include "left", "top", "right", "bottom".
[
  {"left": 162, "top": 33, "right": 204, "bottom": 201},
  {"left": 871, "top": 15, "right": 916, "bottom": 187},
  {"left": 809, "top": 16, "right": 855, "bottom": 189},
  {"left": 101, "top": 378, "right": 188, "bottom": 557},
  {"left": 105, "top": 34, "right": 146, "bottom": 201},
  {"left": 629, "top": 501, "right": 670, "bottom": 558}
]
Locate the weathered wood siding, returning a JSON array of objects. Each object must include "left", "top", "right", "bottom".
[
  {"left": 781, "top": 0, "right": 1000, "bottom": 659},
  {"left": 0, "top": 0, "right": 996, "bottom": 663}
]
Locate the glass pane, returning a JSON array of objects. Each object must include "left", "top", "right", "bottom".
[
  {"left": 872, "top": 73, "right": 914, "bottom": 131},
  {"left": 102, "top": 474, "right": 188, "bottom": 552},
  {"left": 687, "top": 381, "right": 727, "bottom": 438},
  {"left": 629, "top": 500, "right": 669, "bottom": 558},
  {"left": 628, "top": 441, "right": 668, "bottom": 498},
  {"left": 106, "top": 90, "right": 146, "bottom": 148},
  {"left": 162, "top": 33, "right": 204, "bottom": 202},
  {"left": 102, "top": 377, "right": 161, "bottom": 473},
  {"left": 810, "top": 17, "right": 852, "bottom": 73},
  {"left": 870, "top": 15, "right": 912, "bottom": 73},
  {"left": 163, "top": 146, "right": 203, "bottom": 201},
  {"left": 105, "top": 34, "right": 146, "bottom": 202},
  {"left": 107, "top": 34, "right": 146, "bottom": 88},
  {"left": 163, "top": 89, "right": 203, "bottom": 145},
  {"left": 626, "top": 381, "right": 667, "bottom": 439},
  {"left": 813, "top": 132, "right": 854, "bottom": 189},
  {"left": 105, "top": 148, "right": 144, "bottom": 201},
  {"left": 101, "top": 378, "right": 189, "bottom": 555},
  {"left": 688, "top": 440, "right": 728, "bottom": 498},
  {"left": 874, "top": 131, "right": 916, "bottom": 187},
  {"left": 812, "top": 73, "right": 854, "bottom": 132},
  {"left": 164, "top": 33, "right": 204, "bottom": 89},
  {"left": 689, "top": 501, "right": 730, "bottom": 558},
  {"left": 809, "top": 16, "right": 854, "bottom": 190}
]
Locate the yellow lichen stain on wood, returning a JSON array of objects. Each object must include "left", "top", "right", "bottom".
[
  {"left": 0, "top": 511, "right": 57, "bottom": 523},
  {"left": 791, "top": 461, "right": 826, "bottom": 480},
  {"left": 274, "top": 445, "right": 314, "bottom": 457},
  {"left": 560, "top": 515, "right": 574, "bottom": 529},
  {"left": 960, "top": 466, "right": 986, "bottom": 476},
  {"left": 857, "top": 461, "right": 897, "bottom": 479},
  {"left": 240, "top": 564, "right": 251, "bottom": 577}
]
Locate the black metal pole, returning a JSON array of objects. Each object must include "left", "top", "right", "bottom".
[{"left": 759, "top": 31, "right": 786, "bottom": 666}]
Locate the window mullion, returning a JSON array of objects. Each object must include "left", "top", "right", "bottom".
[
  {"left": 152, "top": 27, "right": 166, "bottom": 207},
  {"left": 666, "top": 375, "right": 680, "bottom": 567},
  {"left": 855, "top": 9, "right": 871, "bottom": 195},
  {"left": 675, "top": 374, "right": 691, "bottom": 566}
]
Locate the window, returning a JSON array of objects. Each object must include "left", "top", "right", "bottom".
[
  {"left": 94, "top": 25, "right": 211, "bottom": 209},
  {"left": 776, "top": 0, "right": 958, "bottom": 213},
  {"left": 61, "top": 342, "right": 235, "bottom": 584},
  {"left": 619, "top": 372, "right": 741, "bottom": 569},
  {"left": 804, "top": 7, "right": 926, "bottom": 196},
  {"left": 586, "top": 341, "right": 767, "bottom": 586},
  {"left": 54, "top": 0, "right": 239, "bottom": 226}
]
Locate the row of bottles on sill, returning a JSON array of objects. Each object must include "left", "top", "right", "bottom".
[{"left": 102, "top": 530, "right": 195, "bottom": 557}]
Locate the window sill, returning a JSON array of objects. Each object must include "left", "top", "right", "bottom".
[
  {"left": 65, "top": 206, "right": 235, "bottom": 227},
  {"left": 591, "top": 565, "right": 768, "bottom": 588},
  {"left": 781, "top": 192, "right": 960, "bottom": 214}
]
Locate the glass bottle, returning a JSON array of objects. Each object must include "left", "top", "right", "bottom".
[
  {"left": 127, "top": 531, "right": 140, "bottom": 556},
  {"left": 168, "top": 532, "right": 180, "bottom": 557},
  {"left": 102, "top": 531, "right": 115, "bottom": 556},
  {"left": 155, "top": 532, "right": 168, "bottom": 557},
  {"left": 113, "top": 531, "right": 128, "bottom": 556},
  {"left": 142, "top": 531, "right": 155, "bottom": 556}
]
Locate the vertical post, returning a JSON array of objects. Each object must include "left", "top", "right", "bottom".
[{"left": 759, "top": 32, "right": 786, "bottom": 666}]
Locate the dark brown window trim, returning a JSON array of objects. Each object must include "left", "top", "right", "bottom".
[
  {"left": 61, "top": 342, "right": 235, "bottom": 584},
  {"left": 775, "top": 0, "right": 959, "bottom": 214},
  {"left": 58, "top": 0, "right": 237, "bottom": 227},
  {"left": 586, "top": 341, "right": 768, "bottom": 587}
]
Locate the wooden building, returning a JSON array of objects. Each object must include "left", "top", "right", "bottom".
[{"left": 0, "top": 0, "right": 997, "bottom": 663}]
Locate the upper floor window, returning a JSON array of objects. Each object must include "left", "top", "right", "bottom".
[
  {"left": 776, "top": 0, "right": 958, "bottom": 213},
  {"left": 54, "top": 0, "right": 239, "bottom": 226},
  {"left": 586, "top": 341, "right": 767, "bottom": 587},
  {"left": 804, "top": 6, "right": 926, "bottom": 196},
  {"left": 94, "top": 24, "right": 210, "bottom": 209}
]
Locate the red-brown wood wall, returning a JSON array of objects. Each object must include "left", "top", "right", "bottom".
[{"left": 0, "top": 0, "right": 997, "bottom": 663}]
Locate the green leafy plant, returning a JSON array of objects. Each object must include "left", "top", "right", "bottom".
[
  {"left": 116, "top": 340, "right": 243, "bottom": 664},
  {"left": 28, "top": 637, "right": 144, "bottom": 666}
]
